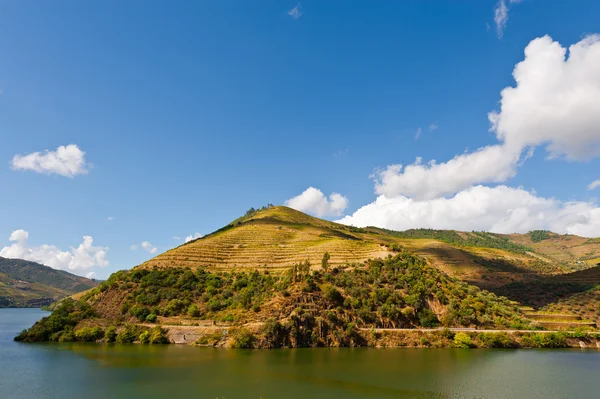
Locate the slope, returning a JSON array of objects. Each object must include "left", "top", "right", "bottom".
[
  {"left": 0, "top": 257, "right": 98, "bottom": 308},
  {"left": 142, "top": 206, "right": 390, "bottom": 271}
]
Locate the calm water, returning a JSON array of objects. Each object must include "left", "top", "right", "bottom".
[{"left": 2, "top": 309, "right": 600, "bottom": 398}]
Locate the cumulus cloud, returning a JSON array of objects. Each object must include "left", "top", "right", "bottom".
[
  {"left": 131, "top": 241, "right": 158, "bottom": 254},
  {"left": 337, "top": 186, "right": 600, "bottom": 237},
  {"left": 11, "top": 144, "right": 88, "bottom": 177},
  {"left": 185, "top": 233, "right": 203, "bottom": 243},
  {"left": 0, "top": 231, "right": 108, "bottom": 276},
  {"left": 489, "top": 35, "right": 600, "bottom": 160},
  {"left": 374, "top": 144, "right": 522, "bottom": 200},
  {"left": 588, "top": 180, "right": 600, "bottom": 191},
  {"left": 286, "top": 187, "right": 348, "bottom": 217},
  {"left": 376, "top": 35, "right": 600, "bottom": 201},
  {"left": 288, "top": 3, "right": 303, "bottom": 20}
]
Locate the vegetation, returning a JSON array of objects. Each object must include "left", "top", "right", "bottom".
[
  {"left": 18, "top": 251, "right": 534, "bottom": 347},
  {"left": 13, "top": 207, "right": 600, "bottom": 349},
  {"left": 0, "top": 257, "right": 97, "bottom": 308},
  {"left": 15, "top": 298, "right": 97, "bottom": 342},
  {"left": 376, "top": 228, "right": 533, "bottom": 254},
  {"left": 529, "top": 230, "right": 551, "bottom": 243}
]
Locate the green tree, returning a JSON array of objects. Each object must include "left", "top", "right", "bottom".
[{"left": 321, "top": 252, "right": 331, "bottom": 271}]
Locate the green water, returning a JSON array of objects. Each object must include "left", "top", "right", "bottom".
[{"left": 2, "top": 309, "right": 600, "bottom": 398}]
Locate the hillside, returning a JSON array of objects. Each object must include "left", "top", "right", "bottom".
[
  {"left": 0, "top": 257, "right": 98, "bottom": 308},
  {"left": 16, "top": 206, "right": 600, "bottom": 347},
  {"left": 142, "top": 206, "right": 391, "bottom": 270}
]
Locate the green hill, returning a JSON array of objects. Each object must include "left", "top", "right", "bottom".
[
  {"left": 0, "top": 257, "right": 98, "bottom": 308},
  {"left": 16, "top": 206, "right": 600, "bottom": 347}
]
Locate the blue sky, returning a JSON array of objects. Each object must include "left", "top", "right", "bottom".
[{"left": 1, "top": 0, "right": 600, "bottom": 279}]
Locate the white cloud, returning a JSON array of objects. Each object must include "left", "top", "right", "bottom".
[
  {"left": 374, "top": 144, "right": 521, "bottom": 200},
  {"left": 494, "top": 0, "right": 509, "bottom": 38},
  {"left": 86, "top": 272, "right": 96, "bottom": 280},
  {"left": 185, "top": 233, "right": 202, "bottom": 243},
  {"left": 141, "top": 241, "right": 157, "bottom": 254},
  {"left": 288, "top": 3, "right": 303, "bottom": 20},
  {"left": 375, "top": 35, "right": 600, "bottom": 201},
  {"left": 131, "top": 241, "right": 158, "bottom": 254},
  {"left": 337, "top": 185, "right": 600, "bottom": 237},
  {"left": 489, "top": 35, "right": 600, "bottom": 160},
  {"left": 107, "top": 216, "right": 115, "bottom": 221},
  {"left": 285, "top": 187, "right": 348, "bottom": 217},
  {"left": 11, "top": 144, "right": 88, "bottom": 177},
  {"left": 173, "top": 236, "right": 181, "bottom": 240},
  {"left": 0, "top": 231, "right": 108, "bottom": 276},
  {"left": 415, "top": 127, "right": 423, "bottom": 140},
  {"left": 9, "top": 229, "right": 28, "bottom": 242},
  {"left": 428, "top": 123, "right": 439, "bottom": 132},
  {"left": 494, "top": 0, "right": 521, "bottom": 38},
  {"left": 588, "top": 180, "right": 600, "bottom": 191}
]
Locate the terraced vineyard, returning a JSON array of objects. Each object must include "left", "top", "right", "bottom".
[{"left": 141, "top": 207, "right": 390, "bottom": 270}]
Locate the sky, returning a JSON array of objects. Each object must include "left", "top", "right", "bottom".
[{"left": 1, "top": 0, "right": 600, "bottom": 279}]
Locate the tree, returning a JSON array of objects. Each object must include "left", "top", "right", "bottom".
[{"left": 321, "top": 252, "right": 331, "bottom": 271}]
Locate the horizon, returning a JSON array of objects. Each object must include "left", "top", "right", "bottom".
[{"left": 2, "top": 0, "right": 600, "bottom": 279}]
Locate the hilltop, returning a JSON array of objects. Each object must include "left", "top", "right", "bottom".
[
  {"left": 16, "top": 206, "right": 600, "bottom": 347},
  {"left": 141, "top": 206, "right": 390, "bottom": 270},
  {"left": 0, "top": 257, "right": 98, "bottom": 308}
]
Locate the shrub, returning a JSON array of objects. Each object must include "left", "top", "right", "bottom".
[
  {"left": 150, "top": 326, "right": 169, "bottom": 344},
  {"left": 75, "top": 327, "right": 104, "bottom": 342},
  {"left": 231, "top": 328, "right": 256, "bottom": 349},
  {"left": 453, "top": 332, "right": 474, "bottom": 349},
  {"left": 418, "top": 309, "right": 439, "bottom": 327},
  {"left": 321, "top": 252, "right": 331, "bottom": 271},
  {"left": 478, "top": 332, "right": 518, "bottom": 348},
  {"left": 323, "top": 285, "right": 344, "bottom": 306},
  {"left": 187, "top": 304, "right": 200, "bottom": 317},
  {"left": 116, "top": 326, "right": 137, "bottom": 343},
  {"left": 105, "top": 326, "right": 117, "bottom": 343},
  {"left": 146, "top": 313, "right": 157, "bottom": 323},
  {"left": 130, "top": 305, "right": 150, "bottom": 321},
  {"left": 139, "top": 331, "right": 150, "bottom": 344}
]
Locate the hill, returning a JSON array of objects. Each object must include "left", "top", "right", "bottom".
[
  {"left": 0, "top": 257, "right": 98, "bottom": 308},
  {"left": 16, "top": 206, "right": 600, "bottom": 347},
  {"left": 141, "top": 206, "right": 390, "bottom": 271}
]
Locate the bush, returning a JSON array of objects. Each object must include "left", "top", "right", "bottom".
[
  {"left": 116, "top": 326, "right": 137, "bottom": 344},
  {"left": 231, "top": 328, "right": 256, "bottom": 349},
  {"left": 453, "top": 332, "right": 474, "bottom": 349},
  {"left": 75, "top": 326, "right": 104, "bottom": 342},
  {"left": 139, "top": 331, "right": 150, "bottom": 344},
  {"left": 150, "top": 326, "right": 169, "bottom": 344},
  {"left": 146, "top": 313, "right": 157, "bottom": 323},
  {"left": 187, "top": 304, "right": 201, "bottom": 317},
  {"left": 131, "top": 305, "right": 151, "bottom": 321},
  {"left": 106, "top": 326, "right": 117, "bottom": 343},
  {"left": 418, "top": 309, "right": 439, "bottom": 327},
  {"left": 478, "top": 332, "right": 518, "bottom": 348}
]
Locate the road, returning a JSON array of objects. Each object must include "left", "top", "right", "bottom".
[{"left": 359, "top": 327, "right": 599, "bottom": 334}]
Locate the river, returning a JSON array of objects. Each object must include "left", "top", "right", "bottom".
[{"left": 1, "top": 308, "right": 600, "bottom": 398}]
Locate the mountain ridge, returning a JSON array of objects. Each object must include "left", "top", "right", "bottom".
[{"left": 0, "top": 257, "right": 98, "bottom": 308}]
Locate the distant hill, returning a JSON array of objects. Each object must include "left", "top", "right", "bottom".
[{"left": 0, "top": 257, "right": 98, "bottom": 308}]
